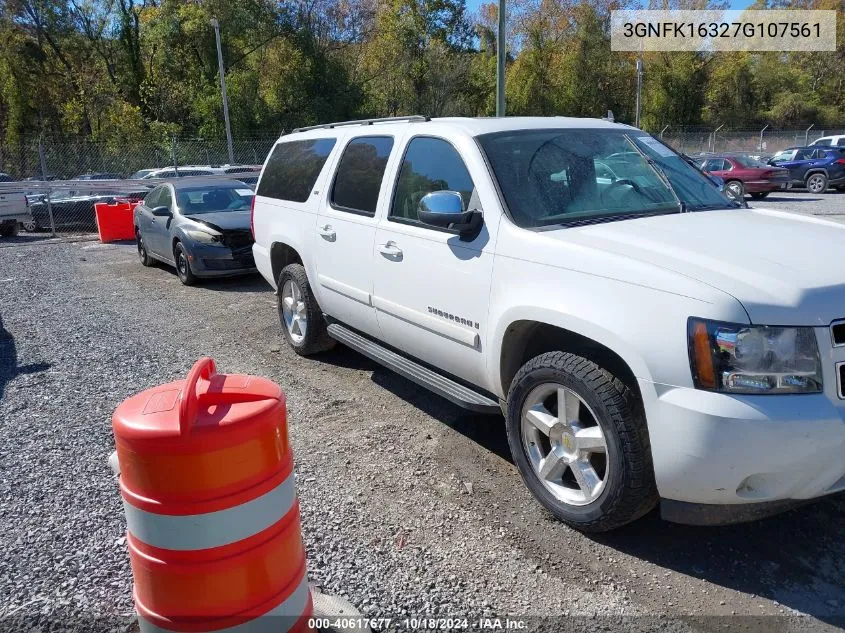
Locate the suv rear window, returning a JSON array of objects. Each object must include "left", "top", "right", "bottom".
[
  {"left": 331, "top": 136, "right": 394, "bottom": 215},
  {"left": 258, "top": 138, "right": 336, "bottom": 203}
]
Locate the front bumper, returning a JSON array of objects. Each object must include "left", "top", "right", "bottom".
[
  {"left": 184, "top": 242, "right": 256, "bottom": 278},
  {"left": 640, "top": 380, "right": 845, "bottom": 510}
]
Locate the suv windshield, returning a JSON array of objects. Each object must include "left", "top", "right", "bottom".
[
  {"left": 478, "top": 129, "right": 736, "bottom": 228},
  {"left": 176, "top": 185, "right": 254, "bottom": 214}
]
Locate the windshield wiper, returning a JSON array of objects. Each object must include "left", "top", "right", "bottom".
[{"left": 623, "top": 136, "right": 687, "bottom": 214}]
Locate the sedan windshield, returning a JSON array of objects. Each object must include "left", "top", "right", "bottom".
[
  {"left": 732, "top": 155, "right": 768, "bottom": 168},
  {"left": 477, "top": 129, "right": 737, "bottom": 228},
  {"left": 176, "top": 186, "right": 254, "bottom": 214}
]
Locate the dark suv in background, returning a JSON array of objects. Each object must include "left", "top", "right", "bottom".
[{"left": 768, "top": 147, "right": 845, "bottom": 193}]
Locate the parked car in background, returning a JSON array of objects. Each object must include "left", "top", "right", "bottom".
[
  {"left": 220, "top": 164, "right": 262, "bottom": 187},
  {"left": 134, "top": 178, "right": 256, "bottom": 285},
  {"left": 810, "top": 134, "right": 845, "bottom": 148},
  {"left": 0, "top": 185, "right": 31, "bottom": 237},
  {"left": 768, "top": 146, "right": 845, "bottom": 193},
  {"left": 130, "top": 168, "right": 158, "bottom": 180},
  {"left": 0, "top": 172, "right": 14, "bottom": 183},
  {"left": 73, "top": 172, "right": 122, "bottom": 180},
  {"left": 29, "top": 187, "right": 148, "bottom": 231},
  {"left": 141, "top": 166, "right": 216, "bottom": 179},
  {"left": 697, "top": 154, "right": 791, "bottom": 200}
]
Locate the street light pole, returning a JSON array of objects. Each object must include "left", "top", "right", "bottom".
[
  {"left": 211, "top": 18, "right": 235, "bottom": 165},
  {"left": 496, "top": 0, "right": 506, "bottom": 117}
]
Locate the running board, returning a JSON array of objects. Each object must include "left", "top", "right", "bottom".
[{"left": 326, "top": 323, "right": 500, "bottom": 414}]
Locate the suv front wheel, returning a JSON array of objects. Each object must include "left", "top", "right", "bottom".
[
  {"left": 506, "top": 351, "right": 657, "bottom": 532},
  {"left": 277, "top": 263, "right": 336, "bottom": 356}
]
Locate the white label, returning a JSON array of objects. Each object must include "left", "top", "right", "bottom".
[{"left": 235, "top": 189, "right": 254, "bottom": 196}]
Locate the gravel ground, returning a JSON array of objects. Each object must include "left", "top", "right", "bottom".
[
  {"left": 748, "top": 188, "right": 845, "bottom": 220},
  {"left": 0, "top": 210, "right": 844, "bottom": 632}
]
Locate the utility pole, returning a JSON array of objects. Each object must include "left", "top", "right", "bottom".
[
  {"left": 496, "top": 0, "right": 506, "bottom": 117},
  {"left": 635, "top": 57, "right": 643, "bottom": 128},
  {"left": 212, "top": 18, "right": 235, "bottom": 165}
]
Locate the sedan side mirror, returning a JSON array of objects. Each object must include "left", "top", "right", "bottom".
[
  {"left": 151, "top": 206, "right": 172, "bottom": 217},
  {"left": 418, "top": 191, "right": 482, "bottom": 240}
]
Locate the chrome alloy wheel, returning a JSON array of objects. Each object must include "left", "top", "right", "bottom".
[
  {"left": 520, "top": 383, "right": 609, "bottom": 506},
  {"left": 806, "top": 173, "right": 826, "bottom": 193},
  {"left": 281, "top": 279, "right": 307, "bottom": 344}
]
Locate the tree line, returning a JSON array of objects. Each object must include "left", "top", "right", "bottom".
[{"left": 0, "top": 0, "right": 843, "bottom": 167}]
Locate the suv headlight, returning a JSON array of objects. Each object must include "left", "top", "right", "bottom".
[
  {"left": 185, "top": 229, "right": 223, "bottom": 245},
  {"left": 688, "top": 318, "right": 822, "bottom": 394}
]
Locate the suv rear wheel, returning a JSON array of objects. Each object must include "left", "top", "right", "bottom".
[
  {"left": 805, "top": 172, "right": 827, "bottom": 193},
  {"left": 277, "top": 263, "right": 335, "bottom": 356},
  {"left": 505, "top": 351, "right": 657, "bottom": 532}
]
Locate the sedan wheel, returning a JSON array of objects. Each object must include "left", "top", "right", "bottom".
[
  {"left": 521, "top": 383, "right": 608, "bottom": 506},
  {"left": 725, "top": 180, "right": 744, "bottom": 200},
  {"left": 806, "top": 173, "right": 827, "bottom": 194},
  {"left": 22, "top": 219, "right": 37, "bottom": 232}
]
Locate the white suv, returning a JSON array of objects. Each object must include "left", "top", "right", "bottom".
[{"left": 252, "top": 116, "right": 845, "bottom": 532}]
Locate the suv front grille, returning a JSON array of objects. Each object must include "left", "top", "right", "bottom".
[{"left": 832, "top": 320, "right": 845, "bottom": 347}]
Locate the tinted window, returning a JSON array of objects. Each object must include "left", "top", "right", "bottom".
[
  {"left": 258, "top": 138, "right": 336, "bottom": 203},
  {"left": 392, "top": 137, "right": 475, "bottom": 222},
  {"left": 838, "top": 139, "right": 845, "bottom": 147},
  {"left": 176, "top": 185, "right": 253, "bottom": 214},
  {"left": 331, "top": 137, "right": 394, "bottom": 215},
  {"left": 814, "top": 139, "right": 832, "bottom": 146}
]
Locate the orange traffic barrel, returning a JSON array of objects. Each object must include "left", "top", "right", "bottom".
[{"left": 111, "top": 358, "right": 313, "bottom": 633}]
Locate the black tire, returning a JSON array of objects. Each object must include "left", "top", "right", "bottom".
[
  {"left": 277, "top": 263, "right": 335, "bottom": 356},
  {"left": 805, "top": 172, "right": 827, "bottom": 194},
  {"left": 0, "top": 221, "right": 18, "bottom": 237},
  {"left": 506, "top": 351, "right": 657, "bottom": 532},
  {"left": 749, "top": 192, "right": 769, "bottom": 200},
  {"left": 174, "top": 242, "right": 197, "bottom": 286},
  {"left": 724, "top": 180, "right": 744, "bottom": 200},
  {"left": 136, "top": 229, "right": 153, "bottom": 267}
]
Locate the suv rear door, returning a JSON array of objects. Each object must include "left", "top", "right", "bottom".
[
  {"left": 314, "top": 134, "right": 400, "bottom": 339},
  {"left": 371, "top": 135, "right": 498, "bottom": 387}
]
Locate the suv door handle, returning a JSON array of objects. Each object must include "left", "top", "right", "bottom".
[
  {"left": 377, "top": 242, "right": 403, "bottom": 259},
  {"left": 318, "top": 224, "right": 336, "bottom": 240}
]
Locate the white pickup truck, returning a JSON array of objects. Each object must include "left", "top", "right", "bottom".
[
  {"left": 0, "top": 178, "right": 31, "bottom": 237},
  {"left": 250, "top": 116, "right": 845, "bottom": 532}
]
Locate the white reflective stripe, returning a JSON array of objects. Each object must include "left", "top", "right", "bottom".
[
  {"left": 139, "top": 576, "right": 311, "bottom": 633},
  {"left": 125, "top": 475, "right": 296, "bottom": 551}
]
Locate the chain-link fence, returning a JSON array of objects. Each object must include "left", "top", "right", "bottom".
[
  {"left": 651, "top": 126, "right": 845, "bottom": 157},
  {"left": 0, "top": 135, "right": 276, "bottom": 243}
]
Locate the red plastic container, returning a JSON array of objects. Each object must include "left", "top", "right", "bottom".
[{"left": 95, "top": 200, "right": 139, "bottom": 243}]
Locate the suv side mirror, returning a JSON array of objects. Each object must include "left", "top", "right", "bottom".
[
  {"left": 151, "top": 206, "right": 172, "bottom": 217},
  {"left": 418, "top": 191, "right": 482, "bottom": 240}
]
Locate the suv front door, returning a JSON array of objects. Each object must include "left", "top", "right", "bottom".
[
  {"left": 372, "top": 136, "right": 498, "bottom": 387},
  {"left": 314, "top": 135, "right": 398, "bottom": 339}
]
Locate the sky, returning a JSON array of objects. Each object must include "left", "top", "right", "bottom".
[{"left": 464, "top": 0, "right": 757, "bottom": 12}]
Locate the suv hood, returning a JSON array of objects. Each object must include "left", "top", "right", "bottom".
[{"left": 556, "top": 208, "right": 845, "bottom": 326}]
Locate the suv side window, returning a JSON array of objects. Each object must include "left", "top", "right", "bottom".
[
  {"left": 330, "top": 136, "right": 394, "bottom": 215},
  {"left": 838, "top": 139, "right": 845, "bottom": 147},
  {"left": 258, "top": 138, "right": 337, "bottom": 203},
  {"left": 391, "top": 137, "right": 475, "bottom": 223}
]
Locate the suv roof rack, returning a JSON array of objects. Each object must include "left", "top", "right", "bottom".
[{"left": 292, "top": 115, "right": 430, "bottom": 134}]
